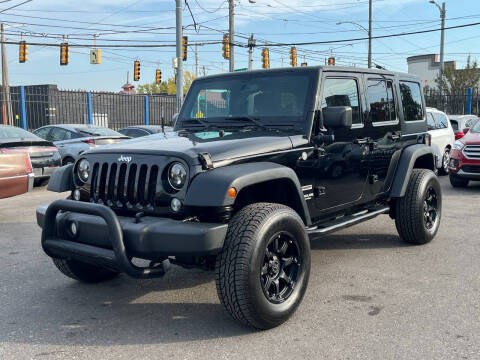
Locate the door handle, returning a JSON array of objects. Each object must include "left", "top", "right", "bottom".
[{"left": 389, "top": 131, "right": 401, "bottom": 140}]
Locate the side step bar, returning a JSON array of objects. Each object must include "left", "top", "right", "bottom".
[{"left": 307, "top": 206, "right": 390, "bottom": 237}]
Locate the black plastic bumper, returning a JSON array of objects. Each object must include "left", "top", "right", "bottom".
[{"left": 38, "top": 200, "right": 228, "bottom": 278}]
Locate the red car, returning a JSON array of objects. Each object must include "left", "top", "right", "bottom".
[
  {"left": 0, "top": 153, "right": 34, "bottom": 198},
  {"left": 449, "top": 119, "right": 480, "bottom": 187}
]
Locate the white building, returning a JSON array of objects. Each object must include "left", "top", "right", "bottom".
[{"left": 407, "top": 54, "right": 456, "bottom": 89}]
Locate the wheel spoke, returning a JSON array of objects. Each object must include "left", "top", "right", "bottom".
[
  {"left": 273, "top": 237, "right": 279, "bottom": 253},
  {"left": 278, "top": 240, "right": 289, "bottom": 256},
  {"left": 279, "top": 270, "right": 292, "bottom": 284},
  {"left": 264, "top": 276, "right": 272, "bottom": 291},
  {"left": 261, "top": 264, "right": 268, "bottom": 276},
  {"left": 282, "top": 256, "right": 294, "bottom": 267},
  {"left": 265, "top": 249, "right": 273, "bottom": 259},
  {"left": 273, "top": 279, "right": 280, "bottom": 296}
]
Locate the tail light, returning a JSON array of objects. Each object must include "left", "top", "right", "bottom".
[
  {"left": 25, "top": 154, "right": 33, "bottom": 174},
  {"left": 425, "top": 133, "right": 432, "bottom": 146},
  {"left": 455, "top": 132, "right": 465, "bottom": 140},
  {"left": 82, "top": 139, "right": 95, "bottom": 145}
]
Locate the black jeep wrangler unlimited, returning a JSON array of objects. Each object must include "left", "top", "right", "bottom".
[{"left": 37, "top": 66, "right": 442, "bottom": 329}]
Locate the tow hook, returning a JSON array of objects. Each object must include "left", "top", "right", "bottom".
[{"left": 148, "top": 259, "right": 170, "bottom": 276}]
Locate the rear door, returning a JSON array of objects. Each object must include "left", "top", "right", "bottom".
[{"left": 363, "top": 76, "right": 403, "bottom": 196}]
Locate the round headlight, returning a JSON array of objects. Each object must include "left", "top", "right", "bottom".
[
  {"left": 77, "top": 159, "right": 90, "bottom": 183},
  {"left": 168, "top": 162, "right": 187, "bottom": 190}
]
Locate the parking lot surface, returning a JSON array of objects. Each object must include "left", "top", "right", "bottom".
[{"left": 1, "top": 177, "right": 479, "bottom": 360}]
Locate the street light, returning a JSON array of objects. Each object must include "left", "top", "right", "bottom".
[
  {"left": 336, "top": 21, "right": 372, "bottom": 68},
  {"left": 429, "top": 0, "right": 446, "bottom": 86}
]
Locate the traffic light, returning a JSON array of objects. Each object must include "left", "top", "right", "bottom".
[
  {"left": 289, "top": 46, "right": 297, "bottom": 67},
  {"left": 222, "top": 34, "right": 230, "bottom": 59},
  {"left": 182, "top": 36, "right": 188, "bottom": 61},
  {"left": 156, "top": 69, "right": 162, "bottom": 84},
  {"left": 19, "top": 41, "right": 28, "bottom": 63},
  {"left": 261, "top": 48, "right": 269, "bottom": 69},
  {"left": 134, "top": 60, "right": 140, "bottom": 81},
  {"left": 60, "top": 42, "right": 69, "bottom": 66},
  {"left": 328, "top": 57, "right": 335, "bottom": 66}
]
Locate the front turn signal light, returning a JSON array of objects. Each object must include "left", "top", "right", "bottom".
[{"left": 228, "top": 187, "right": 237, "bottom": 198}]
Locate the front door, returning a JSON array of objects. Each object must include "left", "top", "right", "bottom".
[{"left": 313, "top": 74, "right": 369, "bottom": 213}]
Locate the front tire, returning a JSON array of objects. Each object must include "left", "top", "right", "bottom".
[
  {"left": 52, "top": 258, "right": 119, "bottom": 283},
  {"left": 215, "top": 203, "right": 310, "bottom": 329},
  {"left": 395, "top": 169, "right": 442, "bottom": 245},
  {"left": 449, "top": 173, "right": 469, "bottom": 188}
]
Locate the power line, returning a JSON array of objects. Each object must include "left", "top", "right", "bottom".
[{"left": 0, "top": 0, "right": 32, "bottom": 13}]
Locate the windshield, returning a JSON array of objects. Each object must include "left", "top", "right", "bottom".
[
  {"left": 471, "top": 119, "right": 480, "bottom": 133},
  {"left": 75, "top": 126, "right": 122, "bottom": 137},
  {"left": 178, "top": 70, "right": 316, "bottom": 131},
  {"left": 0, "top": 126, "right": 37, "bottom": 139}
]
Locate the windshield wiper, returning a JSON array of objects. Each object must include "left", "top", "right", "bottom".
[
  {"left": 180, "top": 118, "right": 224, "bottom": 132},
  {"left": 226, "top": 116, "right": 268, "bottom": 130}
]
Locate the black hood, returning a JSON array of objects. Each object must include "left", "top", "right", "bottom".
[{"left": 88, "top": 130, "right": 294, "bottom": 164}]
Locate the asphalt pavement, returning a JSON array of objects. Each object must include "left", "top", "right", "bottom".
[{"left": 1, "top": 177, "right": 479, "bottom": 360}]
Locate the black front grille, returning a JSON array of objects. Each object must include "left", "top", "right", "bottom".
[
  {"left": 90, "top": 161, "right": 160, "bottom": 210},
  {"left": 462, "top": 165, "right": 480, "bottom": 174}
]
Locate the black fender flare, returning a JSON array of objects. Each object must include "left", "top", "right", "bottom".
[
  {"left": 389, "top": 144, "right": 436, "bottom": 198},
  {"left": 184, "top": 162, "right": 311, "bottom": 225},
  {"left": 47, "top": 164, "right": 74, "bottom": 193}
]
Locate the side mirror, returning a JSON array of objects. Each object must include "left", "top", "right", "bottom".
[
  {"left": 463, "top": 127, "right": 470, "bottom": 134},
  {"left": 323, "top": 106, "right": 352, "bottom": 129}
]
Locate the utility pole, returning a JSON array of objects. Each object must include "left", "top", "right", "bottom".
[
  {"left": 439, "top": 2, "right": 446, "bottom": 82},
  {"left": 368, "top": 0, "right": 372, "bottom": 68},
  {"left": 248, "top": 34, "right": 255, "bottom": 71},
  {"left": 195, "top": 43, "right": 199, "bottom": 78},
  {"left": 1, "top": 24, "right": 12, "bottom": 126},
  {"left": 229, "top": 0, "right": 234, "bottom": 72},
  {"left": 175, "top": 0, "right": 183, "bottom": 112}
]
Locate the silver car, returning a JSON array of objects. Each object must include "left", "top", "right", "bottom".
[{"left": 33, "top": 124, "right": 129, "bottom": 165}]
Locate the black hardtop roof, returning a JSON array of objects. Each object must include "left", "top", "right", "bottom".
[{"left": 196, "top": 65, "right": 419, "bottom": 82}]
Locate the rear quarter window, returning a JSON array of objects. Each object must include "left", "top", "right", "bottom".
[{"left": 399, "top": 81, "right": 424, "bottom": 121}]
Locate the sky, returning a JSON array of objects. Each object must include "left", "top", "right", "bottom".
[{"left": 2, "top": 0, "right": 480, "bottom": 92}]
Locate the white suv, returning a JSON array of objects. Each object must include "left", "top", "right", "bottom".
[{"left": 426, "top": 107, "right": 455, "bottom": 175}]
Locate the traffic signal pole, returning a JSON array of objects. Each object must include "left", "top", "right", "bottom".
[
  {"left": 229, "top": 0, "right": 234, "bottom": 72},
  {"left": 248, "top": 34, "right": 255, "bottom": 71},
  {"left": 175, "top": 0, "right": 183, "bottom": 111},
  {"left": 1, "top": 24, "right": 13, "bottom": 126}
]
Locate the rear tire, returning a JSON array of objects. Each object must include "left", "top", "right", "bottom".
[
  {"left": 438, "top": 149, "right": 450, "bottom": 175},
  {"left": 215, "top": 203, "right": 310, "bottom": 329},
  {"left": 395, "top": 169, "right": 442, "bottom": 245},
  {"left": 449, "top": 173, "right": 469, "bottom": 188},
  {"left": 52, "top": 258, "right": 119, "bottom": 283}
]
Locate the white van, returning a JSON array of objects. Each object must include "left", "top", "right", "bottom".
[{"left": 426, "top": 108, "right": 455, "bottom": 175}]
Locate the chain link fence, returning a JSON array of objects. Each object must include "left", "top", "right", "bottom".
[{"left": 1, "top": 85, "right": 177, "bottom": 131}]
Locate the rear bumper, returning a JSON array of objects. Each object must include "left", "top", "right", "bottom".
[{"left": 37, "top": 200, "right": 228, "bottom": 278}]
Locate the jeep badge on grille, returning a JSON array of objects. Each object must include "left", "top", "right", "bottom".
[{"left": 117, "top": 155, "right": 132, "bottom": 163}]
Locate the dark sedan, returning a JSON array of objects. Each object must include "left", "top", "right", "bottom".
[
  {"left": 117, "top": 125, "right": 173, "bottom": 138},
  {"left": 0, "top": 125, "right": 61, "bottom": 182}
]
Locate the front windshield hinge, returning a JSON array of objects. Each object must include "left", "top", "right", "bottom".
[{"left": 198, "top": 152, "right": 214, "bottom": 170}]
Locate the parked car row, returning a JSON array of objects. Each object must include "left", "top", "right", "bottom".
[
  {"left": 425, "top": 108, "right": 479, "bottom": 186},
  {"left": 0, "top": 124, "right": 176, "bottom": 197}
]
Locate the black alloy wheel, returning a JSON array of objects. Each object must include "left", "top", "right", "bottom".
[
  {"left": 423, "top": 186, "right": 438, "bottom": 230},
  {"left": 261, "top": 231, "right": 300, "bottom": 304},
  {"left": 215, "top": 203, "right": 311, "bottom": 329}
]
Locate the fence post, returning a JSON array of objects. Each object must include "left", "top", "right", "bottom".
[
  {"left": 87, "top": 92, "right": 93, "bottom": 124},
  {"left": 144, "top": 95, "right": 149, "bottom": 125},
  {"left": 19, "top": 86, "right": 27, "bottom": 130},
  {"left": 467, "top": 88, "right": 472, "bottom": 115}
]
